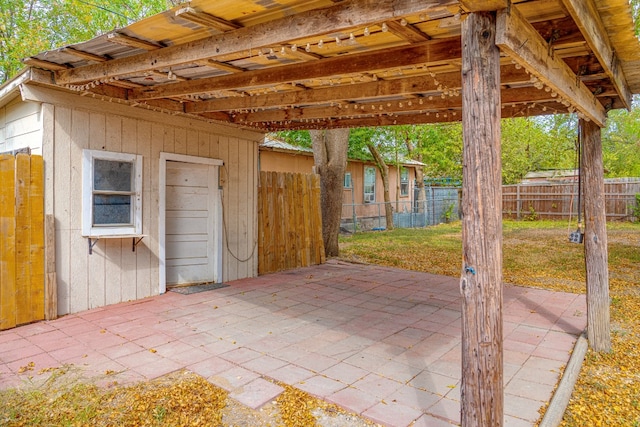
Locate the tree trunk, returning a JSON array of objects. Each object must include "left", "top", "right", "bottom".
[
  {"left": 310, "top": 128, "right": 349, "bottom": 257},
  {"left": 581, "top": 118, "right": 611, "bottom": 352},
  {"left": 367, "top": 143, "right": 394, "bottom": 231},
  {"left": 460, "top": 12, "right": 504, "bottom": 427}
]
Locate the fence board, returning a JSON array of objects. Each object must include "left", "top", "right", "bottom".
[
  {"left": 0, "top": 154, "right": 45, "bottom": 330},
  {"left": 15, "top": 154, "right": 31, "bottom": 325},
  {"left": 258, "top": 171, "right": 324, "bottom": 274},
  {"left": 0, "top": 155, "right": 17, "bottom": 330},
  {"left": 503, "top": 181, "right": 640, "bottom": 220},
  {"left": 30, "top": 156, "right": 45, "bottom": 322}
]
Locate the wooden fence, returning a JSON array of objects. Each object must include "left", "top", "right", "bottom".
[
  {"left": 0, "top": 154, "right": 46, "bottom": 330},
  {"left": 258, "top": 171, "right": 325, "bottom": 274},
  {"left": 503, "top": 180, "right": 640, "bottom": 221}
]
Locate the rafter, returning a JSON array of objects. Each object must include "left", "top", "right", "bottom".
[
  {"left": 496, "top": 7, "right": 606, "bottom": 126},
  {"left": 185, "top": 64, "right": 532, "bottom": 113},
  {"left": 228, "top": 86, "right": 558, "bottom": 124},
  {"left": 59, "top": 47, "right": 108, "bottom": 63},
  {"left": 385, "top": 20, "right": 431, "bottom": 42},
  {"left": 106, "top": 33, "right": 163, "bottom": 51},
  {"left": 130, "top": 39, "right": 461, "bottom": 100},
  {"left": 175, "top": 7, "right": 240, "bottom": 32},
  {"left": 22, "top": 58, "right": 70, "bottom": 71},
  {"left": 560, "top": 0, "right": 632, "bottom": 109},
  {"left": 55, "top": 0, "right": 459, "bottom": 85}
]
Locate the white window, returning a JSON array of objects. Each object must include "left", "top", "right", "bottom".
[
  {"left": 82, "top": 149, "right": 142, "bottom": 237},
  {"left": 344, "top": 172, "right": 352, "bottom": 188},
  {"left": 400, "top": 167, "right": 409, "bottom": 196},
  {"left": 364, "top": 166, "right": 376, "bottom": 203}
]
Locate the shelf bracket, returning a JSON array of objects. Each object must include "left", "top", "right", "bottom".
[
  {"left": 133, "top": 236, "right": 144, "bottom": 252},
  {"left": 88, "top": 237, "right": 99, "bottom": 255}
]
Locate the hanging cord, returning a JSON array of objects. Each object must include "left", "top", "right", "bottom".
[
  {"left": 576, "top": 121, "right": 583, "bottom": 231},
  {"left": 220, "top": 164, "right": 257, "bottom": 263},
  {"left": 568, "top": 121, "right": 584, "bottom": 243}
]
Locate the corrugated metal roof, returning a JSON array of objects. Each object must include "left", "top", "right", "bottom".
[{"left": 11, "top": 0, "right": 640, "bottom": 132}]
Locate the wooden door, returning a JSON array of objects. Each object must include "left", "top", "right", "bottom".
[{"left": 165, "top": 161, "right": 218, "bottom": 285}]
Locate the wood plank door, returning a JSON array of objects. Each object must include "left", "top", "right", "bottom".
[{"left": 165, "top": 160, "right": 220, "bottom": 286}]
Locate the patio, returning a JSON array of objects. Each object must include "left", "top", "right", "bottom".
[{"left": 0, "top": 260, "right": 586, "bottom": 426}]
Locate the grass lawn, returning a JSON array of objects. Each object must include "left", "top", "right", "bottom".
[{"left": 340, "top": 219, "right": 640, "bottom": 426}]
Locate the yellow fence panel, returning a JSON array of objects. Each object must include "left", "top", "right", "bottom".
[
  {"left": 0, "top": 154, "right": 45, "bottom": 330},
  {"left": 258, "top": 171, "right": 324, "bottom": 275}
]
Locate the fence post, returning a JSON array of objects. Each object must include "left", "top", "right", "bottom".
[{"left": 516, "top": 184, "right": 521, "bottom": 220}]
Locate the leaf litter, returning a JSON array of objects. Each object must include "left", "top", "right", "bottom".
[{"left": 340, "top": 220, "right": 640, "bottom": 426}]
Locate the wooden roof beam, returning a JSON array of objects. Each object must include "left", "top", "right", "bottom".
[
  {"left": 459, "top": 1, "right": 509, "bottom": 12},
  {"left": 55, "top": 0, "right": 459, "bottom": 85},
  {"left": 175, "top": 7, "right": 240, "bottom": 32},
  {"left": 59, "top": 47, "right": 108, "bottom": 63},
  {"left": 560, "top": 0, "right": 632, "bottom": 110},
  {"left": 230, "top": 86, "right": 558, "bottom": 124},
  {"left": 496, "top": 7, "right": 606, "bottom": 126},
  {"left": 23, "top": 58, "right": 70, "bottom": 71},
  {"left": 186, "top": 64, "right": 532, "bottom": 113},
  {"left": 129, "top": 39, "right": 461, "bottom": 100},
  {"left": 106, "top": 33, "right": 163, "bottom": 51},
  {"left": 385, "top": 19, "right": 431, "bottom": 42},
  {"left": 255, "top": 100, "right": 568, "bottom": 131}
]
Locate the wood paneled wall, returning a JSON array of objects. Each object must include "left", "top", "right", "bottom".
[{"left": 29, "top": 86, "right": 261, "bottom": 315}]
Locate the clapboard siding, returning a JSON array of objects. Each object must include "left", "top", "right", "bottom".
[
  {"left": 30, "top": 85, "right": 261, "bottom": 316},
  {"left": 0, "top": 96, "right": 42, "bottom": 154}
]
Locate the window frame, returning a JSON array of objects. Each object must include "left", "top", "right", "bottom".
[
  {"left": 82, "top": 149, "right": 143, "bottom": 237},
  {"left": 344, "top": 172, "right": 352, "bottom": 189},
  {"left": 400, "top": 167, "right": 410, "bottom": 197},
  {"left": 364, "top": 166, "right": 376, "bottom": 203}
]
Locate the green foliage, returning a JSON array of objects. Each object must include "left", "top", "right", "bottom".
[
  {"left": 524, "top": 203, "right": 539, "bottom": 221},
  {"left": 442, "top": 202, "right": 456, "bottom": 223},
  {"left": 501, "top": 115, "right": 577, "bottom": 184},
  {"left": 602, "top": 99, "right": 640, "bottom": 178},
  {"left": 632, "top": 194, "right": 640, "bottom": 222},
  {"left": 0, "top": 0, "right": 171, "bottom": 83}
]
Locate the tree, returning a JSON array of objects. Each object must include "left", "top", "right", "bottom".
[
  {"left": 602, "top": 97, "right": 640, "bottom": 177},
  {"left": 310, "top": 129, "right": 350, "bottom": 257},
  {"left": 0, "top": 0, "right": 172, "bottom": 83}
]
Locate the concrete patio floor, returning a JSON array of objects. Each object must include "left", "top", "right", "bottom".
[{"left": 0, "top": 260, "right": 586, "bottom": 426}]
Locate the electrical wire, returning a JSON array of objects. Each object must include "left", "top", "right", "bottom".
[{"left": 220, "top": 164, "right": 257, "bottom": 263}]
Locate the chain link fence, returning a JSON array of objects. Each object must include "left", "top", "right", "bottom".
[{"left": 341, "top": 186, "right": 461, "bottom": 232}]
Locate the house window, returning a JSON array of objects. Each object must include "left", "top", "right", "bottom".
[
  {"left": 82, "top": 149, "right": 142, "bottom": 237},
  {"left": 344, "top": 172, "right": 352, "bottom": 188},
  {"left": 364, "top": 166, "right": 376, "bottom": 203},
  {"left": 400, "top": 167, "right": 409, "bottom": 196}
]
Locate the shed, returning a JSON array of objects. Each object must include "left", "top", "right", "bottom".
[{"left": 2, "top": 0, "right": 640, "bottom": 424}]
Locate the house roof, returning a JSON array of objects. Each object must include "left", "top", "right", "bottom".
[
  {"left": 13, "top": 0, "right": 640, "bottom": 132},
  {"left": 523, "top": 169, "right": 579, "bottom": 180},
  {"left": 260, "top": 137, "right": 426, "bottom": 167}
]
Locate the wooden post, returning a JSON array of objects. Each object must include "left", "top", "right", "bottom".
[
  {"left": 581, "top": 119, "right": 611, "bottom": 352},
  {"left": 461, "top": 12, "right": 504, "bottom": 426}
]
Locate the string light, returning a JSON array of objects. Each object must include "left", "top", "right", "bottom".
[{"left": 381, "top": 23, "right": 388, "bottom": 32}]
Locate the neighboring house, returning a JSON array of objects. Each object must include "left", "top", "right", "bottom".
[
  {"left": 259, "top": 138, "right": 423, "bottom": 230},
  {"left": 521, "top": 169, "right": 580, "bottom": 184},
  {"left": 0, "top": 71, "right": 261, "bottom": 317}
]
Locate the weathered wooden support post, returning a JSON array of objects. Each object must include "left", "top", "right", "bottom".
[
  {"left": 581, "top": 118, "right": 611, "bottom": 352},
  {"left": 460, "top": 11, "right": 504, "bottom": 426}
]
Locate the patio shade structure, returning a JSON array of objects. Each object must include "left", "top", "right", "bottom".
[{"left": 20, "top": 0, "right": 640, "bottom": 425}]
